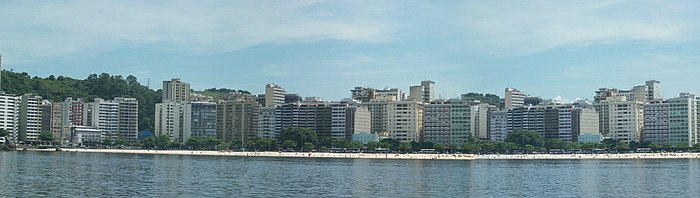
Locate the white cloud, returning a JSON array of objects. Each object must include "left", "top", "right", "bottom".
[
  {"left": 453, "top": 0, "right": 698, "bottom": 56},
  {"left": 0, "top": 1, "right": 398, "bottom": 61}
]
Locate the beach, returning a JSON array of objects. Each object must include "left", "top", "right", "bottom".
[
  {"left": 21, "top": 148, "right": 700, "bottom": 160},
  {"left": 53, "top": 148, "right": 477, "bottom": 160}
]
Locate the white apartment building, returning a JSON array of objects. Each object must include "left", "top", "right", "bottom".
[
  {"left": 84, "top": 98, "right": 138, "bottom": 142},
  {"left": 0, "top": 94, "right": 19, "bottom": 143},
  {"left": 155, "top": 102, "right": 185, "bottom": 143}
]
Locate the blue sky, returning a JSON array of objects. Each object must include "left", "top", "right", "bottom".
[{"left": 1, "top": 0, "right": 700, "bottom": 101}]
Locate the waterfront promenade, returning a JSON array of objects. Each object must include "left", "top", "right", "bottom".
[{"left": 24, "top": 148, "right": 700, "bottom": 160}]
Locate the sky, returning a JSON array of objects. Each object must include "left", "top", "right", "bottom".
[{"left": 1, "top": 0, "right": 700, "bottom": 102}]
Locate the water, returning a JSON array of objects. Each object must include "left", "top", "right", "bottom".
[{"left": 1, "top": 151, "right": 699, "bottom": 197}]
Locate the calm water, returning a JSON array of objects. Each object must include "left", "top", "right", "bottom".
[{"left": 1, "top": 151, "right": 699, "bottom": 197}]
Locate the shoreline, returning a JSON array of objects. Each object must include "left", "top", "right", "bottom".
[{"left": 19, "top": 148, "right": 700, "bottom": 160}]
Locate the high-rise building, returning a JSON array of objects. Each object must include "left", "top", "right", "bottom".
[
  {"left": 596, "top": 80, "right": 661, "bottom": 103},
  {"left": 474, "top": 103, "right": 498, "bottom": 140},
  {"left": 330, "top": 100, "right": 370, "bottom": 140},
  {"left": 423, "top": 99, "right": 474, "bottom": 146},
  {"left": 41, "top": 100, "right": 52, "bottom": 137},
  {"left": 505, "top": 87, "right": 526, "bottom": 109},
  {"left": 351, "top": 87, "right": 376, "bottom": 103},
  {"left": 184, "top": 102, "right": 218, "bottom": 139},
  {"left": 421, "top": 80, "right": 435, "bottom": 103},
  {"left": 643, "top": 94, "right": 697, "bottom": 146},
  {"left": 668, "top": 94, "right": 697, "bottom": 146},
  {"left": 264, "top": 84, "right": 286, "bottom": 107},
  {"left": 492, "top": 104, "right": 599, "bottom": 142},
  {"left": 489, "top": 110, "right": 508, "bottom": 142},
  {"left": 407, "top": 86, "right": 424, "bottom": 102},
  {"left": 619, "top": 85, "right": 647, "bottom": 103},
  {"left": 156, "top": 101, "right": 218, "bottom": 144},
  {"left": 643, "top": 99, "right": 670, "bottom": 144},
  {"left": 0, "top": 94, "right": 19, "bottom": 143},
  {"left": 84, "top": 98, "right": 138, "bottom": 142},
  {"left": 364, "top": 98, "right": 423, "bottom": 143},
  {"left": 593, "top": 96, "right": 644, "bottom": 143},
  {"left": 374, "top": 88, "right": 403, "bottom": 101},
  {"left": 572, "top": 107, "right": 601, "bottom": 143},
  {"left": 19, "top": 94, "right": 43, "bottom": 143},
  {"left": 257, "top": 107, "right": 277, "bottom": 138},
  {"left": 162, "top": 78, "right": 191, "bottom": 103},
  {"left": 155, "top": 102, "right": 186, "bottom": 142},
  {"left": 217, "top": 100, "right": 258, "bottom": 143},
  {"left": 116, "top": 98, "right": 139, "bottom": 142},
  {"left": 646, "top": 80, "right": 661, "bottom": 101},
  {"left": 48, "top": 98, "right": 85, "bottom": 144}
]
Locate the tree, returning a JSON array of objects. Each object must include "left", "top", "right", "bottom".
[
  {"left": 347, "top": 141, "right": 364, "bottom": 149},
  {"left": 398, "top": 142, "right": 412, "bottom": 152},
  {"left": 524, "top": 144, "right": 536, "bottom": 153},
  {"left": 303, "top": 142, "right": 315, "bottom": 151},
  {"left": 504, "top": 142, "right": 519, "bottom": 153},
  {"left": 0, "top": 129, "right": 8, "bottom": 141},
  {"left": 282, "top": 140, "right": 297, "bottom": 149},
  {"left": 462, "top": 143, "right": 480, "bottom": 154},
  {"left": 648, "top": 143, "right": 660, "bottom": 151},
  {"left": 380, "top": 138, "right": 401, "bottom": 151},
  {"left": 506, "top": 130, "right": 545, "bottom": 148},
  {"left": 433, "top": 144, "right": 444, "bottom": 153},
  {"left": 39, "top": 131, "right": 55, "bottom": 144},
  {"left": 602, "top": 139, "right": 619, "bottom": 150},
  {"left": 448, "top": 144, "right": 458, "bottom": 153},
  {"left": 277, "top": 128, "right": 319, "bottom": 150},
  {"left": 545, "top": 139, "right": 567, "bottom": 149}
]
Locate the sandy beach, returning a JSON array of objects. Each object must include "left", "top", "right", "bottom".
[
  {"left": 55, "top": 148, "right": 477, "bottom": 160},
  {"left": 22, "top": 148, "right": 700, "bottom": 160}
]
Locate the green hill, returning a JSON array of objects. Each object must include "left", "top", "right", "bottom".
[{"left": 1, "top": 70, "right": 160, "bottom": 131}]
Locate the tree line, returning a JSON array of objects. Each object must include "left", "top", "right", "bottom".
[{"left": 135, "top": 129, "right": 700, "bottom": 153}]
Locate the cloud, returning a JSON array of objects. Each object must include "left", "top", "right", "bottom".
[
  {"left": 452, "top": 0, "right": 698, "bottom": 56},
  {"left": 0, "top": 0, "right": 398, "bottom": 61}
]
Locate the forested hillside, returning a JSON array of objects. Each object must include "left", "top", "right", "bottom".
[
  {"left": 461, "top": 92, "right": 503, "bottom": 108},
  {"left": 1, "top": 70, "right": 161, "bottom": 131}
]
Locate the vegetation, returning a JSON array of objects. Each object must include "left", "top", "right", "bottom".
[
  {"left": 1, "top": 70, "right": 251, "bottom": 132},
  {"left": 277, "top": 128, "right": 319, "bottom": 151},
  {"left": 38, "top": 131, "right": 55, "bottom": 144},
  {"left": 0, "top": 129, "right": 8, "bottom": 138},
  {"left": 141, "top": 135, "right": 173, "bottom": 149},
  {"left": 461, "top": 92, "right": 503, "bottom": 108},
  {"left": 2, "top": 70, "right": 160, "bottom": 131}
]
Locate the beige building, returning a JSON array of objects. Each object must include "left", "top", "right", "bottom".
[
  {"left": 505, "top": 87, "right": 526, "bottom": 110},
  {"left": 264, "top": 83, "right": 286, "bottom": 107},
  {"left": 364, "top": 98, "right": 423, "bottom": 143},
  {"left": 162, "top": 78, "right": 191, "bottom": 103},
  {"left": 593, "top": 96, "right": 644, "bottom": 143}
]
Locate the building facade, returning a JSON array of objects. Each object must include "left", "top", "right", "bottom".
[
  {"left": 505, "top": 87, "right": 526, "bottom": 109},
  {"left": 162, "top": 78, "right": 191, "bottom": 103},
  {"left": 364, "top": 99, "right": 423, "bottom": 143},
  {"left": 264, "top": 84, "right": 286, "bottom": 107},
  {"left": 19, "top": 94, "right": 43, "bottom": 143}
]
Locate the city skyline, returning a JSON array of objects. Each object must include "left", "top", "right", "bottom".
[{"left": 2, "top": 1, "right": 700, "bottom": 101}]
